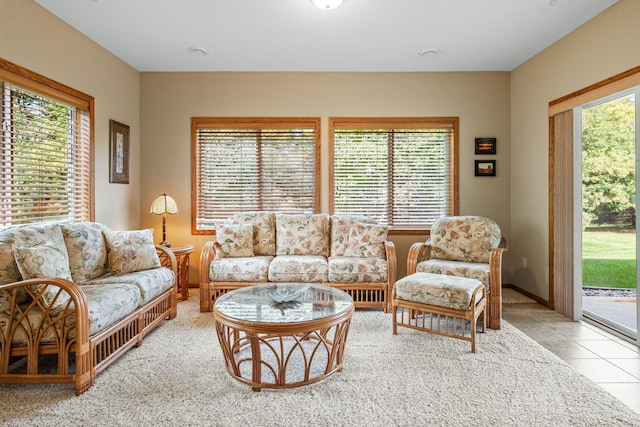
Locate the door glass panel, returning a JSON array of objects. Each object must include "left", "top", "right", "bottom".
[{"left": 581, "top": 92, "right": 637, "bottom": 337}]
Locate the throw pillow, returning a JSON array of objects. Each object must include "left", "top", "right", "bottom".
[
  {"left": 215, "top": 223, "right": 254, "bottom": 257},
  {"left": 61, "top": 222, "right": 109, "bottom": 283},
  {"left": 104, "top": 229, "right": 161, "bottom": 274},
  {"left": 14, "top": 240, "right": 73, "bottom": 308},
  {"left": 343, "top": 222, "right": 388, "bottom": 258}
]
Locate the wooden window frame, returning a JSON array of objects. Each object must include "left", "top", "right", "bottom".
[
  {"left": 191, "top": 117, "right": 321, "bottom": 235},
  {"left": 0, "top": 58, "right": 94, "bottom": 226},
  {"left": 329, "top": 117, "right": 459, "bottom": 234}
]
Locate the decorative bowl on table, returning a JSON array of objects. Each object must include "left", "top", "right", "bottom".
[{"left": 269, "top": 285, "right": 311, "bottom": 303}]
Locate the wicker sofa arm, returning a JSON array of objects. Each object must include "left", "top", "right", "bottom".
[
  {"left": 156, "top": 245, "right": 178, "bottom": 318},
  {"left": 384, "top": 241, "right": 397, "bottom": 288},
  {"left": 0, "top": 278, "right": 92, "bottom": 395},
  {"left": 199, "top": 240, "right": 218, "bottom": 312}
]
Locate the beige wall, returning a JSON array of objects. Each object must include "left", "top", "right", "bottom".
[
  {"left": 510, "top": 0, "right": 640, "bottom": 300},
  {"left": 140, "top": 72, "right": 511, "bottom": 284},
  {"left": 0, "top": 0, "right": 141, "bottom": 230}
]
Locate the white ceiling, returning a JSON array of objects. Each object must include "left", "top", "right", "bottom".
[{"left": 34, "top": 0, "right": 619, "bottom": 72}]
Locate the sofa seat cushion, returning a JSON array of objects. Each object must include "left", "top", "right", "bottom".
[
  {"left": 328, "top": 257, "right": 388, "bottom": 283},
  {"left": 268, "top": 255, "right": 328, "bottom": 282},
  {"left": 2, "top": 283, "right": 141, "bottom": 345},
  {"left": 416, "top": 259, "right": 490, "bottom": 289},
  {"left": 80, "top": 267, "right": 174, "bottom": 305},
  {"left": 394, "top": 272, "right": 483, "bottom": 310},
  {"left": 209, "top": 256, "right": 273, "bottom": 282}
]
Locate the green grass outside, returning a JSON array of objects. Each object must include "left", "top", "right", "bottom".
[{"left": 582, "top": 231, "right": 636, "bottom": 289}]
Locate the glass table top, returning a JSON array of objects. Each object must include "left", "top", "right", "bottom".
[{"left": 214, "top": 283, "right": 354, "bottom": 324}]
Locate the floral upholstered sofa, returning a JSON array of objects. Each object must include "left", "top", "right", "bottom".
[
  {"left": 200, "top": 212, "right": 396, "bottom": 312},
  {"left": 0, "top": 221, "right": 177, "bottom": 395},
  {"left": 406, "top": 215, "right": 506, "bottom": 329}
]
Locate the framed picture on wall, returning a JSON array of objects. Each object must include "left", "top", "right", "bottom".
[
  {"left": 475, "top": 160, "right": 496, "bottom": 177},
  {"left": 109, "top": 120, "right": 130, "bottom": 184},
  {"left": 475, "top": 137, "right": 497, "bottom": 154}
]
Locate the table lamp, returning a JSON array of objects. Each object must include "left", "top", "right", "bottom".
[{"left": 150, "top": 193, "right": 178, "bottom": 247}]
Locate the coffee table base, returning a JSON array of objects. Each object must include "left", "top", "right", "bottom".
[{"left": 214, "top": 310, "right": 353, "bottom": 391}]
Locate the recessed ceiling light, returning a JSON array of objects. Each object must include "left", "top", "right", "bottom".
[
  {"left": 548, "top": 0, "right": 568, "bottom": 6},
  {"left": 419, "top": 49, "right": 440, "bottom": 57},
  {"left": 189, "top": 47, "right": 208, "bottom": 56},
  {"left": 311, "top": 0, "right": 343, "bottom": 10}
]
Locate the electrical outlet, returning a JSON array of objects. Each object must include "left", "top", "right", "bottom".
[{"left": 521, "top": 257, "right": 527, "bottom": 269}]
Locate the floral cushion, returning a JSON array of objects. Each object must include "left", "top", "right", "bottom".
[
  {"left": 394, "top": 272, "right": 484, "bottom": 310},
  {"left": 228, "top": 212, "right": 276, "bottom": 256},
  {"left": 215, "top": 223, "right": 254, "bottom": 258},
  {"left": 416, "top": 259, "right": 491, "bottom": 289},
  {"left": 14, "top": 233, "right": 73, "bottom": 308},
  {"left": 275, "top": 213, "right": 330, "bottom": 256},
  {"left": 429, "top": 216, "right": 501, "bottom": 264},
  {"left": 61, "top": 222, "right": 109, "bottom": 283},
  {"left": 328, "top": 257, "right": 388, "bottom": 283},
  {"left": 268, "top": 255, "right": 328, "bottom": 282},
  {"left": 330, "top": 215, "right": 377, "bottom": 256},
  {"left": 343, "top": 222, "right": 388, "bottom": 258},
  {"left": 82, "top": 267, "right": 174, "bottom": 305},
  {"left": 104, "top": 229, "right": 161, "bottom": 274},
  {"left": 209, "top": 256, "right": 273, "bottom": 282}
]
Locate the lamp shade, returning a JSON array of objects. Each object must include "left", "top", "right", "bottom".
[
  {"left": 150, "top": 193, "right": 178, "bottom": 215},
  {"left": 312, "top": 0, "right": 343, "bottom": 10}
]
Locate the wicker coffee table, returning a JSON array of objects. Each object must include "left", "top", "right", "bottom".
[{"left": 213, "top": 283, "right": 354, "bottom": 391}]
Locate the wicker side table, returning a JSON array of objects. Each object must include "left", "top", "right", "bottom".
[{"left": 170, "top": 244, "right": 194, "bottom": 301}]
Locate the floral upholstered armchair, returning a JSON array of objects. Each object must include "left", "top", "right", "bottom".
[{"left": 406, "top": 216, "right": 507, "bottom": 329}]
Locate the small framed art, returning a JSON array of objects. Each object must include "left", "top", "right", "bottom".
[
  {"left": 475, "top": 137, "right": 497, "bottom": 155},
  {"left": 109, "top": 120, "right": 130, "bottom": 184},
  {"left": 475, "top": 160, "right": 496, "bottom": 177}
]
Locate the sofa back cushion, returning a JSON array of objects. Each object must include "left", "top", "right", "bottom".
[
  {"left": 61, "top": 221, "right": 109, "bottom": 283},
  {"left": 330, "top": 215, "right": 378, "bottom": 257},
  {"left": 215, "top": 223, "right": 254, "bottom": 257},
  {"left": 228, "top": 211, "right": 276, "bottom": 256},
  {"left": 343, "top": 222, "right": 388, "bottom": 258},
  {"left": 104, "top": 229, "right": 161, "bottom": 274},
  {"left": 275, "top": 213, "right": 330, "bottom": 256},
  {"left": 429, "top": 216, "right": 501, "bottom": 264}
]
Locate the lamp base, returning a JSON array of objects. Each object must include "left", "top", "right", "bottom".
[{"left": 159, "top": 241, "right": 171, "bottom": 248}]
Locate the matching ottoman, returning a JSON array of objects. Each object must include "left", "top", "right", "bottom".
[{"left": 392, "top": 272, "right": 486, "bottom": 353}]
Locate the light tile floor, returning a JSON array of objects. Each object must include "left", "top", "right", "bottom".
[{"left": 503, "top": 302, "right": 640, "bottom": 414}]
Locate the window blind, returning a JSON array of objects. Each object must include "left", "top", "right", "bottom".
[
  {"left": 0, "top": 80, "right": 92, "bottom": 227},
  {"left": 192, "top": 118, "right": 320, "bottom": 232},
  {"left": 331, "top": 118, "right": 457, "bottom": 231}
]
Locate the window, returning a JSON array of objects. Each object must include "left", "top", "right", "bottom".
[
  {"left": 0, "top": 59, "right": 93, "bottom": 227},
  {"left": 192, "top": 117, "right": 320, "bottom": 233},
  {"left": 330, "top": 117, "right": 458, "bottom": 232}
]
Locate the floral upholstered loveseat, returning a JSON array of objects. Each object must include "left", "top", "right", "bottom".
[
  {"left": 406, "top": 216, "right": 506, "bottom": 329},
  {"left": 0, "top": 221, "right": 177, "bottom": 395},
  {"left": 200, "top": 212, "right": 397, "bottom": 312}
]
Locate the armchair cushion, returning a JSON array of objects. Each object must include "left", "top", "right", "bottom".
[
  {"left": 416, "top": 259, "right": 490, "bottom": 289},
  {"left": 104, "top": 229, "right": 161, "bottom": 274},
  {"left": 215, "top": 223, "right": 254, "bottom": 258},
  {"left": 430, "top": 216, "right": 501, "bottom": 263}
]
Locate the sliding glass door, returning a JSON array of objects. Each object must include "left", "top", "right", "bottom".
[{"left": 578, "top": 88, "right": 639, "bottom": 339}]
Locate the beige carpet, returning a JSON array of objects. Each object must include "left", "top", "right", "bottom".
[{"left": 2, "top": 296, "right": 639, "bottom": 427}]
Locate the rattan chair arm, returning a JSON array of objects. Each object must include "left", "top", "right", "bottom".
[{"left": 406, "top": 241, "right": 431, "bottom": 275}]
